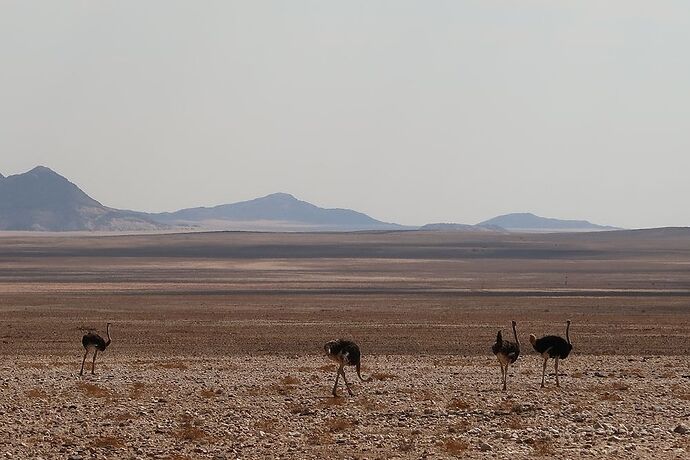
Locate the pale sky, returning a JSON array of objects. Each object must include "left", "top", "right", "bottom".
[{"left": 1, "top": 1, "right": 689, "bottom": 228}]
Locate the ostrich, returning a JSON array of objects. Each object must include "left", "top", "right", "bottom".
[
  {"left": 80, "top": 323, "right": 112, "bottom": 376},
  {"left": 530, "top": 320, "right": 573, "bottom": 387},
  {"left": 491, "top": 320, "right": 520, "bottom": 391},
  {"left": 324, "top": 339, "right": 371, "bottom": 397}
]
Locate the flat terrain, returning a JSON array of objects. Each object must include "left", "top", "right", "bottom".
[{"left": 0, "top": 229, "right": 689, "bottom": 458}]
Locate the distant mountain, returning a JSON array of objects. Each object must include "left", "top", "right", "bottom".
[
  {"left": 419, "top": 222, "right": 505, "bottom": 232},
  {"left": 152, "top": 192, "right": 405, "bottom": 231},
  {"left": 479, "top": 213, "right": 618, "bottom": 232},
  {"left": 0, "top": 165, "right": 626, "bottom": 234},
  {"left": 0, "top": 166, "right": 164, "bottom": 231}
]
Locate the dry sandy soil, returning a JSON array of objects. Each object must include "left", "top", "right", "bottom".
[{"left": 0, "top": 229, "right": 689, "bottom": 459}]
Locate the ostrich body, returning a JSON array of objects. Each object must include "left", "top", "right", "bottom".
[
  {"left": 492, "top": 320, "right": 520, "bottom": 391},
  {"left": 530, "top": 320, "right": 572, "bottom": 387},
  {"left": 324, "top": 339, "right": 371, "bottom": 397},
  {"left": 80, "top": 323, "right": 112, "bottom": 376}
]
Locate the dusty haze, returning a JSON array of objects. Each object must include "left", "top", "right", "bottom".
[{"left": 1, "top": 1, "right": 689, "bottom": 228}]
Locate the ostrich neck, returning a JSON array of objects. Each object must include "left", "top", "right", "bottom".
[
  {"left": 105, "top": 324, "right": 112, "bottom": 346},
  {"left": 512, "top": 324, "right": 519, "bottom": 345},
  {"left": 566, "top": 323, "right": 570, "bottom": 344}
]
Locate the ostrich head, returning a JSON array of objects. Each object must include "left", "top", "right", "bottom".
[{"left": 324, "top": 340, "right": 337, "bottom": 355}]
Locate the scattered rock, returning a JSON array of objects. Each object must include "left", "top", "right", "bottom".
[
  {"left": 478, "top": 441, "right": 492, "bottom": 452},
  {"left": 673, "top": 424, "right": 689, "bottom": 434}
]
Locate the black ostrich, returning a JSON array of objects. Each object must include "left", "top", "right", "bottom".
[
  {"left": 324, "top": 339, "right": 371, "bottom": 397},
  {"left": 492, "top": 320, "right": 521, "bottom": 391},
  {"left": 530, "top": 320, "right": 573, "bottom": 387},
  {"left": 80, "top": 323, "right": 112, "bottom": 376}
]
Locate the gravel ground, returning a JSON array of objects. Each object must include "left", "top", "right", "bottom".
[{"left": 1, "top": 354, "right": 689, "bottom": 459}]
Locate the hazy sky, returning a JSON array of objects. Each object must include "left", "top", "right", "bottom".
[{"left": 1, "top": 1, "right": 689, "bottom": 228}]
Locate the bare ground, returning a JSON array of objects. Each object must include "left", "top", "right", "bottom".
[{"left": 0, "top": 230, "right": 689, "bottom": 459}]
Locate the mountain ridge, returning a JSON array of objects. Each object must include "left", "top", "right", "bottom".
[
  {"left": 479, "top": 212, "right": 619, "bottom": 232},
  {"left": 0, "top": 166, "right": 629, "bottom": 233},
  {"left": 0, "top": 166, "right": 164, "bottom": 231},
  {"left": 152, "top": 192, "right": 404, "bottom": 230},
  {"left": 0, "top": 167, "right": 404, "bottom": 232}
]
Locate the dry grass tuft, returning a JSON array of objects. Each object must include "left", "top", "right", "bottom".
[
  {"left": 269, "top": 383, "right": 295, "bottom": 395},
  {"left": 672, "top": 384, "right": 690, "bottom": 401},
  {"left": 25, "top": 389, "right": 48, "bottom": 398},
  {"left": 92, "top": 436, "right": 125, "bottom": 449},
  {"left": 248, "top": 382, "right": 296, "bottom": 396},
  {"left": 316, "top": 364, "right": 335, "bottom": 372},
  {"left": 434, "top": 357, "right": 472, "bottom": 367},
  {"left": 353, "top": 396, "right": 381, "bottom": 411},
  {"left": 371, "top": 371, "right": 397, "bottom": 381},
  {"left": 600, "top": 391, "right": 623, "bottom": 401},
  {"left": 158, "top": 361, "right": 188, "bottom": 370},
  {"left": 494, "top": 398, "right": 514, "bottom": 412},
  {"left": 506, "top": 416, "right": 523, "bottom": 430},
  {"left": 306, "top": 429, "right": 331, "bottom": 446},
  {"left": 288, "top": 404, "right": 316, "bottom": 416},
  {"left": 77, "top": 382, "right": 111, "bottom": 398},
  {"left": 254, "top": 418, "right": 278, "bottom": 433},
  {"left": 447, "top": 398, "right": 471, "bottom": 411},
  {"left": 199, "top": 388, "right": 223, "bottom": 398},
  {"left": 326, "top": 417, "right": 356, "bottom": 432},
  {"left": 447, "top": 420, "right": 470, "bottom": 433},
  {"left": 532, "top": 439, "right": 555, "bottom": 456},
  {"left": 281, "top": 375, "right": 300, "bottom": 385},
  {"left": 609, "top": 381, "right": 629, "bottom": 391},
  {"left": 443, "top": 438, "right": 469, "bottom": 455},
  {"left": 621, "top": 368, "right": 644, "bottom": 378},
  {"left": 319, "top": 397, "right": 346, "bottom": 408},
  {"left": 174, "top": 422, "right": 208, "bottom": 442},
  {"left": 571, "top": 400, "right": 592, "bottom": 413},
  {"left": 114, "top": 413, "right": 135, "bottom": 422},
  {"left": 411, "top": 389, "right": 435, "bottom": 402},
  {"left": 397, "top": 437, "right": 416, "bottom": 452},
  {"left": 129, "top": 382, "right": 151, "bottom": 400},
  {"left": 18, "top": 362, "right": 46, "bottom": 369}
]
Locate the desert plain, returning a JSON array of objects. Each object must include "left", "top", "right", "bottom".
[{"left": 0, "top": 229, "right": 689, "bottom": 459}]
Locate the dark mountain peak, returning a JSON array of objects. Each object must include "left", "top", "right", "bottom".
[
  {"left": 1, "top": 166, "right": 99, "bottom": 206},
  {"left": 28, "top": 165, "right": 57, "bottom": 174},
  {"left": 0, "top": 165, "right": 163, "bottom": 231},
  {"left": 21, "top": 165, "right": 74, "bottom": 184},
  {"left": 261, "top": 192, "right": 298, "bottom": 201}
]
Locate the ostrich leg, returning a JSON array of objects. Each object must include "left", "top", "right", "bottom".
[
  {"left": 80, "top": 350, "right": 88, "bottom": 376},
  {"left": 555, "top": 357, "right": 560, "bottom": 387},
  {"left": 503, "top": 364, "right": 508, "bottom": 391},
  {"left": 341, "top": 367, "right": 354, "bottom": 396},
  {"left": 91, "top": 350, "right": 98, "bottom": 375},
  {"left": 332, "top": 364, "right": 343, "bottom": 397}
]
